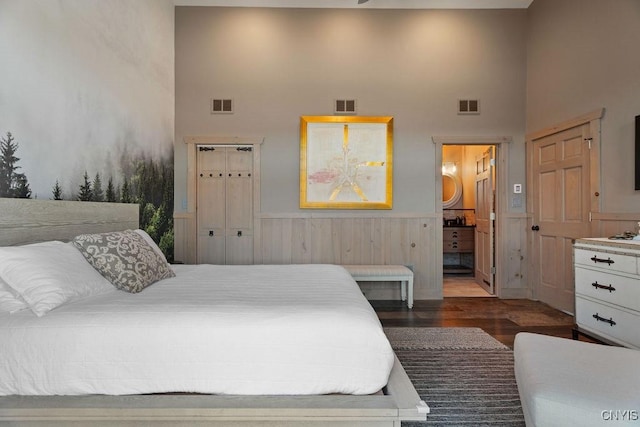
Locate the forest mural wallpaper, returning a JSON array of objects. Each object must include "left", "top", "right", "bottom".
[{"left": 0, "top": 0, "right": 175, "bottom": 259}]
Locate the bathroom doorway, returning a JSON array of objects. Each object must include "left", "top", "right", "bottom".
[{"left": 442, "top": 144, "right": 496, "bottom": 297}]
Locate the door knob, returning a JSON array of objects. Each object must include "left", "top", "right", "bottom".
[{"left": 531, "top": 225, "right": 540, "bottom": 231}]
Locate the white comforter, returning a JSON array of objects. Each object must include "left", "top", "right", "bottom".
[{"left": 0, "top": 264, "right": 394, "bottom": 396}]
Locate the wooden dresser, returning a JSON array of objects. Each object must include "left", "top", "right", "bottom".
[
  {"left": 443, "top": 226, "right": 474, "bottom": 274},
  {"left": 573, "top": 238, "right": 640, "bottom": 348}
]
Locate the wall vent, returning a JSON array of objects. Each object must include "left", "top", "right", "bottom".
[
  {"left": 458, "top": 99, "right": 480, "bottom": 115},
  {"left": 335, "top": 99, "right": 357, "bottom": 114},
  {"left": 211, "top": 98, "right": 233, "bottom": 114}
]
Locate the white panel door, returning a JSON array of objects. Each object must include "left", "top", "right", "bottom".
[
  {"left": 475, "top": 147, "right": 494, "bottom": 294},
  {"left": 531, "top": 125, "right": 591, "bottom": 313}
]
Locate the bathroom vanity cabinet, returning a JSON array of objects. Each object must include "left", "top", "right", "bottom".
[{"left": 443, "top": 226, "right": 475, "bottom": 274}]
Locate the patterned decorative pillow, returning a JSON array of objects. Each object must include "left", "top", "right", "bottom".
[{"left": 72, "top": 230, "right": 175, "bottom": 293}]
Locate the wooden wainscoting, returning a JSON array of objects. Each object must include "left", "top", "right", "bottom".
[
  {"left": 592, "top": 212, "right": 640, "bottom": 237},
  {"left": 173, "top": 212, "right": 196, "bottom": 264},
  {"left": 258, "top": 214, "right": 442, "bottom": 299},
  {"left": 173, "top": 212, "right": 444, "bottom": 299},
  {"left": 500, "top": 213, "right": 530, "bottom": 299},
  {"left": 174, "top": 211, "right": 533, "bottom": 300}
]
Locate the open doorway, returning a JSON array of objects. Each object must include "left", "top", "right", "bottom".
[{"left": 442, "top": 144, "right": 496, "bottom": 297}]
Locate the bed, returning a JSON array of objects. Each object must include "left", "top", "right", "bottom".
[{"left": 0, "top": 198, "right": 428, "bottom": 426}]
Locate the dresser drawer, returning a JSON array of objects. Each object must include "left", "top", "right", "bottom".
[
  {"left": 443, "top": 240, "right": 474, "bottom": 252},
  {"left": 443, "top": 228, "right": 473, "bottom": 240},
  {"left": 575, "top": 267, "right": 640, "bottom": 309},
  {"left": 576, "top": 297, "right": 640, "bottom": 348},
  {"left": 443, "top": 227, "right": 474, "bottom": 253},
  {"left": 574, "top": 248, "right": 637, "bottom": 275}
]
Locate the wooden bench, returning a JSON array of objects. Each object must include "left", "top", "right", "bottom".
[{"left": 342, "top": 265, "right": 414, "bottom": 309}]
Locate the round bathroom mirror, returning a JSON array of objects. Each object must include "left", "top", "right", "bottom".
[{"left": 442, "top": 172, "right": 462, "bottom": 208}]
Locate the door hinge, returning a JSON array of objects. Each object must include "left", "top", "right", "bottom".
[
  {"left": 490, "top": 158, "right": 496, "bottom": 167},
  {"left": 585, "top": 137, "right": 593, "bottom": 149},
  {"left": 490, "top": 212, "right": 496, "bottom": 221},
  {"left": 589, "top": 211, "right": 592, "bottom": 222},
  {"left": 491, "top": 266, "right": 496, "bottom": 275}
]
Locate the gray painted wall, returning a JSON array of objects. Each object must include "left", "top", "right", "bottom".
[
  {"left": 174, "top": 7, "right": 527, "bottom": 215},
  {"left": 7, "top": 1, "right": 637, "bottom": 257},
  {"left": 527, "top": 0, "right": 640, "bottom": 213}
]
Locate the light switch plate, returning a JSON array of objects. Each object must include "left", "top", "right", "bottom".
[{"left": 513, "top": 184, "right": 522, "bottom": 194}]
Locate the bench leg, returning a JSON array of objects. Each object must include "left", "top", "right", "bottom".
[
  {"left": 400, "top": 281, "right": 407, "bottom": 302},
  {"left": 407, "top": 278, "right": 414, "bottom": 309}
]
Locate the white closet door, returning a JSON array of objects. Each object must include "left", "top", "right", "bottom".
[
  {"left": 225, "top": 147, "right": 253, "bottom": 265},
  {"left": 196, "top": 146, "right": 253, "bottom": 265}
]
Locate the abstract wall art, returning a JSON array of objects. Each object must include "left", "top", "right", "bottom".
[{"left": 299, "top": 116, "right": 393, "bottom": 209}]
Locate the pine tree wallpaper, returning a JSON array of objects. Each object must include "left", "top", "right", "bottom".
[{"left": 0, "top": 1, "right": 175, "bottom": 259}]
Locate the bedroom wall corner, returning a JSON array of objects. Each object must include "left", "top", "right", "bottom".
[{"left": 526, "top": 0, "right": 640, "bottom": 213}]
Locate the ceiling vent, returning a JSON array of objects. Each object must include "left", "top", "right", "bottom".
[
  {"left": 211, "top": 98, "right": 233, "bottom": 114},
  {"left": 335, "top": 99, "right": 357, "bottom": 115},
  {"left": 458, "top": 99, "right": 480, "bottom": 115}
]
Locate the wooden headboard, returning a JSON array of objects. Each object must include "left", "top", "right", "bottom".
[{"left": 0, "top": 198, "right": 139, "bottom": 246}]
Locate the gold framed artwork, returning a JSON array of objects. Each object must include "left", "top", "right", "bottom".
[{"left": 300, "top": 116, "right": 393, "bottom": 209}]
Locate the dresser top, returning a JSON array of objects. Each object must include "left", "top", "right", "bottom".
[{"left": 575, "top": 237, "right": 640, "bottom": 254}]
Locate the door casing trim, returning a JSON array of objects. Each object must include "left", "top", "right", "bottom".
[
  {"left": 526, "top": 109, "right": 603, "bottom": 303},
  {"left": 433, "top": 136, "right": 512, "bottom": 298},
  {"left": 184, "top": 136, "right": 263, "bottom": 264}
]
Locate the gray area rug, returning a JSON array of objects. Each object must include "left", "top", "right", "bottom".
[
  {"left": 384, "top": 327, "right": 509, "bottom": 350},
  {"left": 384, "top": 327, "right": 525, "bottom": 427}
]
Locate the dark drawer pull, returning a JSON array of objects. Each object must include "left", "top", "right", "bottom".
[
  {"left": 590, "top": 255, "right": 614, "bottom": 265},
  {"left": 593, "top": 312, "right": 616, "bottom": 326},
  {"left": 591, "top": 281, "right": 616, "bottom": 292}
]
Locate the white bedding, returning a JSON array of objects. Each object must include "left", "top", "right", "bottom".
[{"left": 0, "top": 264, "right": 394, "bottom": 396}]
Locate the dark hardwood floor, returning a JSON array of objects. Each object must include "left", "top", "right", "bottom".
[{"left": 372, "top": 297, "right": 578, "bottom": 349}]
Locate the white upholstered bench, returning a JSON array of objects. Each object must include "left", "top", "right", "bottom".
[
  {"left": 514, "top": 332, "right": 640, "bottom": 427},
  {"left": 342, "top": 265, "right": 414, "bottom": 309}
]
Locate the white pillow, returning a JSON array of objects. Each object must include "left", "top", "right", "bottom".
[
  {"left": 0, "top": 241, "right": 115, "bottom": 317},
  {"left": 0, "top": 276, "right": 29, "bottom": 314}
]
